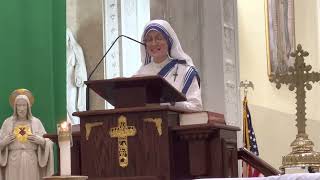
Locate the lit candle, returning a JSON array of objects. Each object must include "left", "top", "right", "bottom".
[{"left": 57, "top": 121, "right": 72, "bottom": 176}]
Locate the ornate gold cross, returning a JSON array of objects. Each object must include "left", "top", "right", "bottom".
[
  {"left": 109, "top": 115, "right": 137, "bottom": 168},
  {"left": 269, "top": 44, "right": 320, "bottom": 170}
]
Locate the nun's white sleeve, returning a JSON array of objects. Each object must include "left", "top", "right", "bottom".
[{"left": 175, "top": 77, "right": 202, "bottom": 111}]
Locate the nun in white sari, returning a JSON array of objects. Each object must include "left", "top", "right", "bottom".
[
  {"left": 0, "top": 89, "right": 54, "bottom": 180},
  {"left": 135, "top": 19, "right": 202, "bottom": 111}
]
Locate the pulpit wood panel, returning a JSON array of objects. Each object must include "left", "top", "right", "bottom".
[
  {"left": 172, "top": 124, "right": 239, "bottom": 179},
  {"left": 51, "top": 106, "right": 241, "bottom": 180},
  {"left": 74, "top": 106, "right": 186, "bottom": 180},
  {"left": 85, "top": 76, "right": 186, "bottom": 108}
]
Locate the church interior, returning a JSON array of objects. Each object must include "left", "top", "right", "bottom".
[{"left": 1, "top": 0, "right": 320, "bottom": 179}]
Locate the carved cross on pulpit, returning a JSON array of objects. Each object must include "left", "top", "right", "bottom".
[
  {"left": 109, "top": 115, "right": 137, "bottom": 168},
  {"left": 269, "top": 44, "right": 320, "bottom": 170}
]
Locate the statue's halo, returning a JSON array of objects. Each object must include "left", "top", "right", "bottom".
[{"left": 9, "top": 89, "right": 34, "bottom": 108}]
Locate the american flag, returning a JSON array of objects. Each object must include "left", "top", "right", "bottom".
[{"left": 242, "top": 96, "right": 261, "bottom": 177}]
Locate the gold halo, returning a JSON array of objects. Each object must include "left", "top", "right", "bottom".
[{"left": 9, "top": 89, "right": 34, "bottom": 108}]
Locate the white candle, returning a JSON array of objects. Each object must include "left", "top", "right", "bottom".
[
  {"left": 58, "top": 121, "right": 72, "bottom": 176},
  {"left": 59, "top": 140, "right": 71, "bottom": 175}
]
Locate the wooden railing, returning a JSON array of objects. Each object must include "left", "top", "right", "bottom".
[{"left": 238, "top": 148, "right": 281, "bottom": 176}]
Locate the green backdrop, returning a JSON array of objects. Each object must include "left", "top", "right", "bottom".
[{"left": 0, "top": 0, "right": 66, "bottom": 133}]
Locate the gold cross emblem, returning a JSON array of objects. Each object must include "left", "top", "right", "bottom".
[{"left": 109, "top": 115, "right": 136, "bottom": 168}]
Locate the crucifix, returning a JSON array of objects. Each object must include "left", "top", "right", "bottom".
[
  {"left": 109, "top": 115, "right": 137, "bottom": 168},
  {"left": 269, "top": 44, "right": 320, "bottom": 171},
  {"left": 173, "top": 66, "right": 179, "bottom": 81}
]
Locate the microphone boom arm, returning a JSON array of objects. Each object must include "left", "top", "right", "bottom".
[
  {"left": 88, "top": 35, "right": 145, "bottom": 80},
  {"left": 86, "top": 35, "right": 145, "bottom": 111}
]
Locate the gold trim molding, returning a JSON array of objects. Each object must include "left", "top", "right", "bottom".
[
  {"left": 144, "top": 118, "right": 162, "bottom": 136},
  {"left": 85, "top": 122, "right": 103, "bottom": 140}
]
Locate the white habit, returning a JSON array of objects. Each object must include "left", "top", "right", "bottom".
[{"left": 135, "top": 20, "right": 202, "bottom": 111}]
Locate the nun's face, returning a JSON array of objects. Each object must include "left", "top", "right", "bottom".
[
  {"left": 16, "top": 98, "right": 28, "bottom": 119},
  {"left": 144, "top": 30, "right": 168, "bottom": 63}
]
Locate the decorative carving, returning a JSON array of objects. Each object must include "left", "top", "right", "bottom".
[
  {"left": 223, "top": 0, "right": 234, "bottom": 27},
  {"left": 225, "top": 80, "right": 236, "bottom": 89},
  {"left": 224, "top": 27, "right": 235, "bottom": 53},
  {"left": 269, "top": 44, "right": 320, "bottom": 170},
  {"left": 222, "top": 0, "right": 241, "bottom": 130},
  {"left": 85, "top": 122, "right": 103, "bottom": 140},
  {"left": 144, "top": 118, "right": 162, "bottom": 136},
  {"left": 110, "top": 3, "right": 115, "bottom": 9},
  {"left": 225, "top": 59, "right": 235, "bottom": 72},
  {"left": 109, "top": 115, "right": 137, "bottom": 168},
  {"left": 105, "top": 0, "right": 120, "bottom": 79}
]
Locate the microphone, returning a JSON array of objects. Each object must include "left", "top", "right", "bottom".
[{"left": 86, "top": 35, "right": 145, "bottom": 110}]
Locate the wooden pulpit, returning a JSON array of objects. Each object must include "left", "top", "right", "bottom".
[
  {"left": 76, "top": 76, "right": 188, "bottom": 180},
  {"left": 47, "top": 76, "right": 239, "bottom": 180},
  {"left": 85, "top": 76, "right": 186, "bottom": 108}
]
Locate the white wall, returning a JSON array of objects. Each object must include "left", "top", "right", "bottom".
[
  {"left": 238, "top": 0, "right": 320, "bottom": 169},
  {"left": 295, "top": 0, "right": 320, "bottom": 120}
]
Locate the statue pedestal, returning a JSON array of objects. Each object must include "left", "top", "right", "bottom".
[{"left": 43, "top": 176, "right": 88, "bottom": 180}]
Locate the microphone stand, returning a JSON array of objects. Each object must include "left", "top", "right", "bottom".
[{"left": 86, "top": 35, "right": 145, "bottom": 110}]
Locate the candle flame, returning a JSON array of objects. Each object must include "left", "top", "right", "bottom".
[{"left": 60, "top": 121, "right": 69, "bottom": 131}]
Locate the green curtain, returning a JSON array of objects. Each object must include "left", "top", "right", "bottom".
[{"left": 0, "top": 0, "right": 66, "bottom": 133}]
